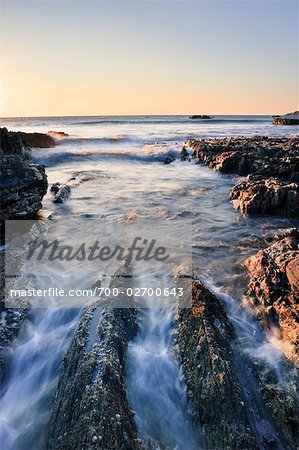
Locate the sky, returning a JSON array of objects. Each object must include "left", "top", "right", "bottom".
[{"left": 0, "top": 0, "right": 298, "bottom": 117}]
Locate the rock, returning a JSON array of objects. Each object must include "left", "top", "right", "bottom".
[
  {"left": 50, "top": 183, "right": 71, "bottom": 204},
  {"left": 0, "top": 128, "right": 48, "bottom": 220},
  {"left": 46, "top": 266, "right": 140, "bottom": 450},
  {"left": 174, "top": 277, "right": 259, "bottom": 449},
  {"left": 180, "top": 146, "right": 190, "bottom": 161},
  {"left": 175, "top": 277, "right": 299, "bottom": 448},
  {"left": 272, "top": 111, "right": 299, "bottom": 125},
  {"left": 163, "top": 155, "right": 175, "bottom": 164},
  {"left": 229, "top": 176, "right": 299, "bottom": 218},
  {"left": 47, "top": 131, "right": 69, "bottom": 139},
  {"left": 20, "top": 131, "right": 55, "bottom": 148},
  {"left": 244, "top": 229, "right": 299, "bottom": 366},
  {"left": 185, "top": 136, "right": 299, "bottom": 180},
  {"left": 189, "top": 115, "right": 212, "bottom": 120}
]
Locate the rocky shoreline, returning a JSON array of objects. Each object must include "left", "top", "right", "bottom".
[
  {"left": 0, "top": 127, "right": 298, "bottom": 449},
  {"left": 184, "top": 137, "right": 299, "bottom": 217},
  {"left": 174, "top": 277, "right": 299, "bottom": 449}
]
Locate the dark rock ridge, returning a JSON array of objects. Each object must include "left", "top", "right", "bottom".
[
  {"left": 244, "top": 228, "right": 299, "bottom": 366},
  {"left": 185, "top": 136, "right": 299, "bottom": 180},
  {"left": 273, "top": 111, "right": 299, "bottom": 125},
  {"left": 230, "top": 175, "right": 299, "bottom": 218},
  {"left": 46, "top": 268, "right": 140, "bottom": 450},
  {"left": 174, "top": 277, "right": 299, "bottom": 449},
  {"left": 0, "top": 127, "right": 48, "bottom": 219},
  {"left": 174, "top": 277, "right": 259, "bottom": 449},
  {"left": 189, "top": 115, "right": 212, "bottom": 120},
  {"left": 21, "top": 131, "right": 55, "bottom": 148}
]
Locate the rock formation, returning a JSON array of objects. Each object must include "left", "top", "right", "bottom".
[
  {"left": 230, "top": 175, "right": 299, "bottom": 218},
  {"left": 46, "top": 267, "right": 140, "bottom": 450},
  {"left": 185, "top": 137, "right": 299, "bottom": 218},
  {"left": 20, "top": 131, "right": 55, "bottom": 148},
  {"left": 174, "top": 277, "right": 259, "bottom": 449},
  {"left": 185, "top": 136, "right": 299, "bottom": 180},
  {"left": 174, "top": 276, "right": 299, "bottom": 449},
  {"left": 244, "top": 228, "right": 299, "bottom": 366},
  {"left": 272, "top": 111, "right": 299, "bottom": 125},
  {"left": 0, "top": 128, "right": 48, "bottom": 220}
]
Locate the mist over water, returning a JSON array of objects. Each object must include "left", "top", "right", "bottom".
[{"left": 0, "top": 115, "right": 298, "bottom": 449}]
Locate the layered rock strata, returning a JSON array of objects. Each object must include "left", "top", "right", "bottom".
[{"left": 46, "top": 268, "right": 140, "bottom": 450}]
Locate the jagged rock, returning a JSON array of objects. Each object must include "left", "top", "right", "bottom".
[
  {"left": 20, "top": 131, "right": 55, "bottom": 148},
  {"left": 244, "top": 228, "right": 299, "bottom": 366},
  {"left": 185, "top": 136, "right": 299, "bottom": 180},
  {"left": 272, "top": 111, "right": 299, "bottom": 125},
  {"left": 50, "top": 183, "right": 71, "bottom": 203},
  {"left": 174, "top": 278, "right": 259, "bottom": 449},
  {"left": 229, "top": 176, "right": 299, "bottom": 218},
  {"left": 46, "top": 267, "right": 140, "bottom": 450},
  {"left": 0, "top": 128, "right": 48, "bottom": 219}
]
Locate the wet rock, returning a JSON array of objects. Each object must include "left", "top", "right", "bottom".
[
  {"left": 47, "top": 131, "right": 69, "bottom": 139},
  {"left": 163, "top": 155, "right": 176, "bottom": 164},
  {"left": 174, "top": 277, "right": 259, "bottom": 449},
  {"left": 229, "top": 176, "right": 299, "bottom": 218},
  {"left": 50, "top": 182, "right": 71, "bottom": 203},
  {"left": 46, "top": 267, "right": 140, "bottom": 450},
  {"left": 20, "top": 131, "right": 55, "bottom": 148},
  {"left": 0, "top": 128, "right": 48, "bottom": 220},
  {"left": 244, "top": 228, "right": 299, "bottom": 366},
  {"left": 180, "top": 146, "right": 190, "bottom": 161},
  {"left": 272, "top": 111, "right": 299, "bottom": 125},
  {"left": 185, "top": 136, "right": 299, "bottom": 180}
]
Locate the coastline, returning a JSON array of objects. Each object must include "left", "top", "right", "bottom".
[{"left": 0, "top": 120, "right": 298, "bottom": 449}]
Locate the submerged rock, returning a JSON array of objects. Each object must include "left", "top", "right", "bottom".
[
  {"left": 46, "top": 267, "right": 140, "bottom": 450},
  {"left": 244, "top": 228, "right": 299, "bottom": 366},
  {"left": 230, "top": 175, "right": 299, "bottom": 218},
  {"left": 174, "top": 278, "right": 259, "bottom": 449},
  {"left": 0, "top": 128, "right": 48, "bottom": 219}
]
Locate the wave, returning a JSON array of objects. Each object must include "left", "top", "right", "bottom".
[
  {"left": 56, "top": 135, "right": 139, "bottom": 146},
  {"left": 32, "top": 142, "right": 180, "bottom": 167}
]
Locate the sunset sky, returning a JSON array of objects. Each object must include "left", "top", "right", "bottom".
[{"left": 0, "top": 0, "right": 298, "bottom": 117}]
